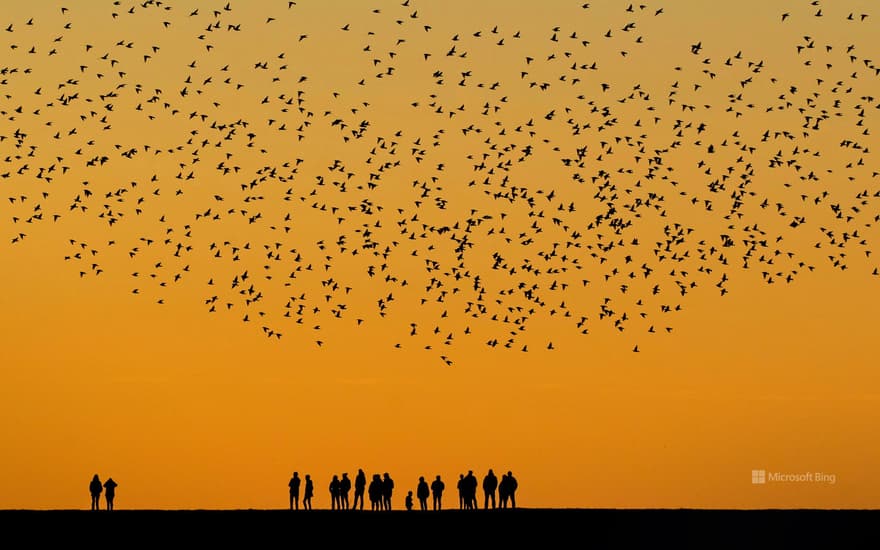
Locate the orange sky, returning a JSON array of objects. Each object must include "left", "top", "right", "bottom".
[{"left": 0, "top": 0, "right": 878, "bottom": 510}]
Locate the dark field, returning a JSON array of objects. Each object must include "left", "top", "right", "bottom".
[{"left": 1, "top": 508, "right": 877, "bottom": 547}]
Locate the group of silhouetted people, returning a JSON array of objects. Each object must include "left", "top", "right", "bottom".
[
  {"left": 86, "top": 468, "right": 516, "bottom": 511},
  {"left": 89, "top": 474, "right": 118, "bottom": 511},
  {"left": 455, "top": 469, "right": 518, "bottom": 510},
  {"left": 288, "top": 469, "right": 518, "bottom": 511},
  {"left": 289, "top": 469, "right": 398, "bottom": 511}
]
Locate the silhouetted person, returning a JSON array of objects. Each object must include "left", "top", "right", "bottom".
[
  {"left": 464, "top": 470, "right": 478, "bottom": 510},
  {"left": 498, "top": 474, "right": 509, "bottom": 509},
  {"left": 329, "top": 474, "right": 341, "bottom": 510},
  {"left": 483, "top": 469, "right": 498, "bottom": 509},
  {"left": 455, "top": 474, "right": 466, "bottom": 510},
  {"left": 416, "top": 476, "right": 430, "bottom": 511},
  {"left": 353, "top": 468, "right": 366, "bottom": 510},
  {"left": 103, "top": 477, "right": 118, "bottom": 511},
  {"left": 303, "top": 474, "right": 314, "bottom": 510},
  {"left": 289, "top": 472, "right": 301, "bottom": 510},
  {"left": 405, "top": 490, "right": 414, "bottom": 511},
  {"left": 431, "top": 475, "right": 445, "bottom": 510},
  {"left": 382, "top": 472, "right": 394, "bottom": 511},
  {"left": 89, "top": 474, "right": 102, "bottom": 511},
  {"left": 340, "top": 473, "right": 351, "bottom": 510},
  {"left": 507, "top": 471, "right": 518, "bottom": 508},
  {"left": 368, "top": 474, "right": 382, "bottom": 510}
]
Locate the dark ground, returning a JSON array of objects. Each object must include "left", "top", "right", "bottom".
[{"left": 1, "top": 508, "right": 877, "bottom": 547}]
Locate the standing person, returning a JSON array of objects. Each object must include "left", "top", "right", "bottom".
[
  {"left": 303, "top": 474, "right": 314, "bottom": 510},
  {"left": 430, "top": 475, "right": 445, "bottom": 510},
  {"left": 498, "top": 473, "right": 509, "bottom": 509},
  {"left": 339, "top": 473, "right": 352, "bottom": 510},
  {"left": 368, "top": 474, "right": 382, "bottom": 510},
  {"left": 405, "top": 491, "right": 414, "bottom": 511},
  {"left": 89, "top": 474, "right": 103, "bottom": 511},
  {"left": 455, "top": 474, "right": 466, "bottom": 510},
  {"left": 352, "top": 468, "right": 366, "bottom": 510},
  {"left": 329, "top": 474, "right": 341, "bottom": 510},
  {"left": 416, "top": 476, "right": 430, "bottom": 511},
  {"left": 482, "top": 469, "right": 498, "bottom": 509},
  {"left": 103, "top": 477, "right": 118, "bottom": 511},
  {"left": 288, "top": 472, "right": 301, "bottom": 510},
  {"left": 507, "top": 471, "right": 518, "bottom": 508},
  {"left": 465, "top": 470, "right": 478, "bottom": 510},
  {"left": 382, "top": 472, "right": 394, "bottom": 511}
]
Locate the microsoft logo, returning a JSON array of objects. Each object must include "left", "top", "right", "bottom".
[{"left": 750, "top": 469, "right": 836, "bottom": 485}]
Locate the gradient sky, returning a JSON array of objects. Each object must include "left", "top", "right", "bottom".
[{"left": 1, "top": 0, "right": 878, "bottom": 510}]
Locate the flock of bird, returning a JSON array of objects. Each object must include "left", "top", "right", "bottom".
[{"left": 1, "top": 1, "right": 877, "bottom": 365}]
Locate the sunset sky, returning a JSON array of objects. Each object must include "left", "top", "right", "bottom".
[{"left": 1, "top": 0, "right": 878, "bottom": 510}]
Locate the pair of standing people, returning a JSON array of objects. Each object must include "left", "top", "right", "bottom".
[
  {"left": 415, "top": 475, "right": 446, "bottom": 510},
  {"left": 498, "top": 471, "right": 518, "bottom": 508},
  {"left": 366, "top": 472, "right": 395, "bottom": 510},
  {"left": 288, "top": 472, "right": 314, "bottom": 510},
  {"left": 457, "top": 470, "right": 479, "bottom": 509},
  {"left": 328, "top": 473, "right": 353, "bottom": 510},
  {"left": 89, "top": 474, "right": 118, "bottom": 511}
]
